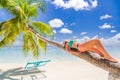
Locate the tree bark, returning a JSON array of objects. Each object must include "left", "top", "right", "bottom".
[
  {"left": 108, "top": 73, "right": 120, "bottom": 80},
  {"left": 28, "top": 27, "right": 120, "bottom": 79}
]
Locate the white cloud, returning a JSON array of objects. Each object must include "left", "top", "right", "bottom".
[
  {"left": 81, "top": 32, "right": 87, "bottom": 35},
  {"left": 90, "top": 0, "right": 97, "bottom": 8},
  {"left": 99, "top": 23, "right": 114, "bottom": 29},
  {"left": 63, "top": 33, "right": 120, "bottom": 46},
  {"left": 52, "top": 0, "right": 98, "bottom": 11},
  {"left": 72, "top": 33, "right": 120, "bottom": 46},
  {"left": 49, "top": 19, "right": 64, "bottom": 28},
  {"left": 74, "top": 35, "right": 98, "bottom": 42},
  {"left": 111, "top": 30, "right": 117, "bottom": 33},
  {"left": 72, "top": 36, "right": 78, "bottom": 39},
  {"left": 53, "top": 29, "right": 56, "bottom": 33},
  {"left": 60, "top": 28, "right": 72, "bottom": 34},
  {"left": 92, "top": 35, "right": 98, "bottom": 39},
  {"left": 100, "top": 33, "right": 120, "bottom": 46},
  {"left": 73, "top": 36, "right": 90, "bottom": 42},
  {"left": 100, "top": 14, "right": 112, "bottom": 20}
]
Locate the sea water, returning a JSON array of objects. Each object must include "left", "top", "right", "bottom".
[
  {"left": 0, "top": 46, "right": 119, "bottom": 80},
  {"left": 0, "top": 46, "right": 120, "bottom": 63}
]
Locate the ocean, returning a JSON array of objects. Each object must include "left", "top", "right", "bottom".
[
  {"left": 0, "top": 46, "right": 120, "bottom": 63},
  {"left": 0, "top": 46, "right": 119, "bottom": 80}
]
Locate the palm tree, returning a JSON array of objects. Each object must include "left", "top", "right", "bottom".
[
  {"left": 0, "top": 0, "right": 120, "bottom": 80},
  {"left": 0, "top": 0, "right": 54, "bottom": 58}
]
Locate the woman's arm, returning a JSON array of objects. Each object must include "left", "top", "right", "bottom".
[{"left": 65, "top": 43, "right": 81, "bottom": 56}]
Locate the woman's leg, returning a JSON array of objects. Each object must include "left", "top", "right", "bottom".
[
  {"left": 89, "top": 47, "right": 104, "bottom": 57},
  {"left": 77, "top": 39, "right": 117, "bottom": 62}
]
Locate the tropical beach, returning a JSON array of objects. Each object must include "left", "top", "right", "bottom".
[
  {"left": 0, "top": 0, "right": 120, "bottom": 80},
  {"left": 0, "top": 46, "right": 120, "bottom": 80},
  {"left": 0, "top": 61, "right": 108, "bottom": 80}
]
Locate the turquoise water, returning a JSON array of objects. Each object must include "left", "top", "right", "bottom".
[{"left": 0, "top": 46, "right": 120, "bottom": 63}]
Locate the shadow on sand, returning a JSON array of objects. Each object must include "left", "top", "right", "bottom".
[{"left": 0, "top": 67, "right": 46, "bottom": 80}]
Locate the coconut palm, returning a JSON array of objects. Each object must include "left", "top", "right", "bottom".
[
  {"left": 0, "top": 0, "right": 120, "bottom": 80},
  {"left": 0, "top": 0, "right": 54, "bottom": 58}
]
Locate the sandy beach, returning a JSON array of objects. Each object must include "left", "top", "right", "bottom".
[
  {"left": 0, "top": 46, "right": 119, "bottom": 80},
  {"left": 0, "top": 59, "right": 108, "bottom": 80},
  {"left": 0, "top": 0, "right": 120, "bottom": 79}
]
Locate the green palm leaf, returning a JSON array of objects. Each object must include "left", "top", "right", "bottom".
[
  {"left": 23, "top": 2, "right": 38, "bottom": 17},
  {"left": 0, "top": 18, "right": 24, "bottom": 36},
  {"left": 0, "top": 0, "right": 54, "bottom": 58},
  {"left": 0, "top": 21, "right": 21, "bottom": 47},
  {"left": 37, "top": 38, "right": 46, "bottom": 53},
  {"left": 32, "top": 21, "right": 54, "bottom": 37},
  {"left": 38, "top": 0, "right": 46, "bottom": 13},
  {"left": 0, "top": 0, "right": 27, "bottom": 20},
  {"left": 0, "top": 0, "right": 7, "bottom": 7},
  {"left": 22, "top": 31, "right": 40, "bottom": 58},
  {"left": 22, "top": 32, "right": 29, "bottom": 56}
]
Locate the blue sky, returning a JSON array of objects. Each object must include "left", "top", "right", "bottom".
[{"left": 0, "top": 0, "right": 120, "bottom": 47}]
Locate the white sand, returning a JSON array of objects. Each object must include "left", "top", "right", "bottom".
[{"left": 0, "top": 59, "right": 108, "bottom": 80}]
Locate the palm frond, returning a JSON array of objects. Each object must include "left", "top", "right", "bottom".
[
  {"left": 27, "top": 3, "right": 38, "bottom": 17},
  {"left": 0, "top": 18, "right": 24, "bottom": 47},
  {"left": 0, "top": 18, "right": 24, "bottom": 36},
  {"left": 0, "top": 0, "right": 7, "bottom": 7},
  {"left": 27, "top": 0, "right": 36, "bottom": 4},
  {"left": 22, "top": 31, "right": 40, "bottom": 58},
  {"left": 38, "top": 0, "right": 46, "bottom": 13},
  {"left": 0, "top": 24, "right": 20, "bottom": 47},
  {"left": 22, "top": 32, "right": 30, "bottom": 56},
  {"left": 0, "top": 0, "right": 53, "bottom": 58},
  {"left": 0, "top": 20, "right": 14, "bottom": 37},
  {"left": 0, "top": 0, "right": 26, "bottom": 20},
  {"left": 37, "top": 38, "right": 46, "bottom": 53},
  {"left": 3, "top": 0, "right": 18, "bottom": 14},
  {"left": 15, "top": 0, "right": 35, "bottom": 4},
  {"left": 31, "top": 21, "right": 54, "bottom": 37}
]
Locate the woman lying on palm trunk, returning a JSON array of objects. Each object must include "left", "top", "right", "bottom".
[{"left": 63, "top": 38, "right": 118, "bottom": 63}]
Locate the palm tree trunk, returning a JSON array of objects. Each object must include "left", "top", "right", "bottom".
[
  {"left": 108, "top": 73, "right": 120, "bottom": 80},
  {"left": 28, "top": 27, "right": 120, "bottom": 80}
]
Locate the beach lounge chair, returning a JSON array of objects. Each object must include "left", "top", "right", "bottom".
[
  {"left": 0, "top": 60, "right": 50, "bottom": 80},
  {"left": 25, "top": 60, "right": 51, "bottom": 69}
]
